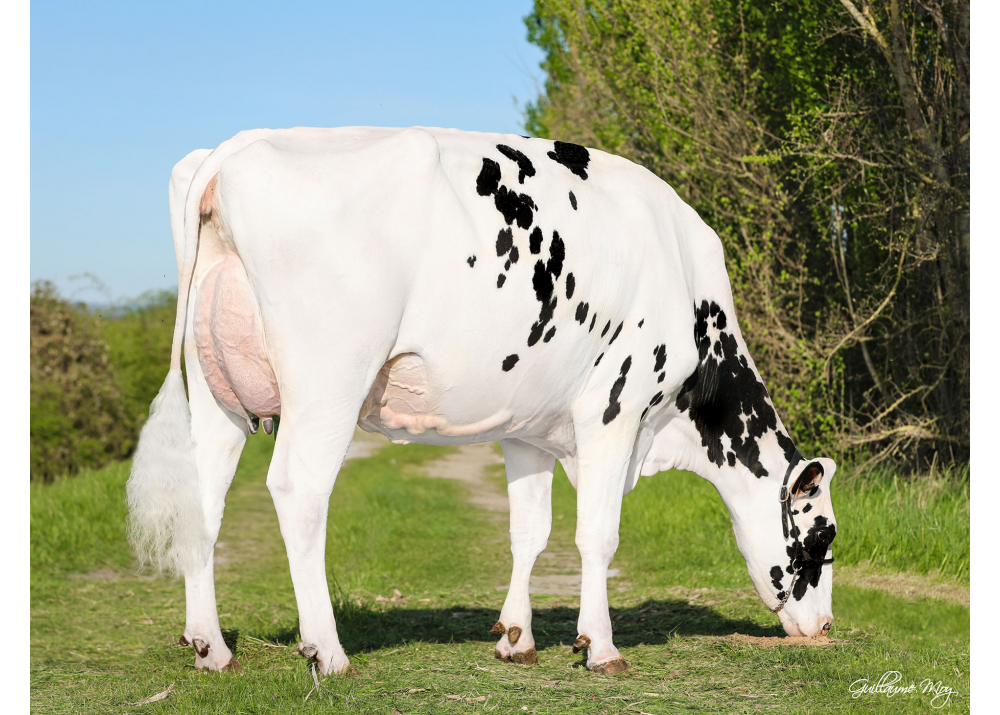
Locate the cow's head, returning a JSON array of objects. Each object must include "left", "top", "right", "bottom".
[
  {"left": 725, "top": 455, "right": 838, "bottom": 636},
  {"left": 638, "top": 299, "right": 837, "bottom": 637}
]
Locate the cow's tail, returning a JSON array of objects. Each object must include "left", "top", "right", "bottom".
[{"left": 126, "top": 148, "right": 222, "bottom": 577}]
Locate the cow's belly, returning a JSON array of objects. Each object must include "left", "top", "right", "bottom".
[
  {"left": 194, "top": 255, "right": 281, "bottom": 420},
  {"left": 357, "top": 353, "right": 515, "bottom": 443}
]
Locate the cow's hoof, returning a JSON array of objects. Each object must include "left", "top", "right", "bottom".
[
  {"left": 221, "top": 657, "right": 243, "bottom": 673},
  {"left": 590, "top": 657, "right": 630, "bottom": 676},
  {"left": 510, "top": 648, "right": 539, "bottom": 665},
  {"left": 336, "top": 663, "right": 359, "bottom": 677},
  {"left": 494, "top": 647, "right": 538, "bottom": 665}
]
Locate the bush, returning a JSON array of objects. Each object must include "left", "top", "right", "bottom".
[
  {"left": 524, "top": 0, "right": 969, "bottom": 467},
  {"left": 29, "top": 283, "right": 176, "bottom": 481},
  {"left": 98, "top": 289, "right": 177, "bottom": 424},
  {"left": 30, "top": 282, "right": 136, "bottom": 481}
]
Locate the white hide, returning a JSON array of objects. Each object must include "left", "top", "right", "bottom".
[{"left": 127, "top": 126, "right": 836, "bottom": 676}]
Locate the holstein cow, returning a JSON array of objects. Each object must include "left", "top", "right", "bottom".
[{"left": 127, "top": 126, "right": 837, "bottom": 677}]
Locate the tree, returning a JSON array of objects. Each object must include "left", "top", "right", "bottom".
[{"left": 524, "top": 0, "right": 968, "bottom": 467}]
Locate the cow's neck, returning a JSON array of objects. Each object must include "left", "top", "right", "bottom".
[{"left": 674, "top": 298, "right": 799, "bottom": 486}]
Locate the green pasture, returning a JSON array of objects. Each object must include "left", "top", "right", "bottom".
[{"left": 31, "top": 436, "right": 969, "bottom": 713}]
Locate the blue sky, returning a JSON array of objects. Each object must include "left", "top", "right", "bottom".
[{"left": 30, "top": 1, "right": 545, "bottom": 304}]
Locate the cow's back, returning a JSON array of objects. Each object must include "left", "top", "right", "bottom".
[{"left": 208, "top": 127, "right": 724, "bottom": 448}]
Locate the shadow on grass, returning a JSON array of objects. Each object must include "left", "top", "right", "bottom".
[{"left": 241, "top": 599, "right": 784, "bottom": 658}]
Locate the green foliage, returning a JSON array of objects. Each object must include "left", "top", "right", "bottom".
[
  {"left": 98, "top": 290, "right": 177, "bottom": 425},
  {"left": 29, "top": 282, "right": 175, "bottom": 482},
  {"left": 30, "top": 282, "right": 137, "bottom": 481},
  {"left": 524, "top": 0, "right": 969, "bottom": 468}
]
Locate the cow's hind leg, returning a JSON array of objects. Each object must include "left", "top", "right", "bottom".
[
  {"left": 493, "top": 439, "right": 555, "bottom": 664},
  {"left": 265, "top": 402, "right": 361, "bottom": 676},
  {"left": 182, "top": 347, "right": 248, "bottom": 671}
]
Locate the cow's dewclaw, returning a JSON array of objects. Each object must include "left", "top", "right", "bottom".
[
  {"left": 299, "top": 643, "right": 319, "bottom": 660},
  {"left": 572, "top": 634, "right": 591, "bottom": 654},
  {"left": 490, "top": 621, "right": 505, "bottom": 636},
  {"left": 507, "top": 625, "right": 522, "bottom": 645},
  {"left": 193, "top": 637, "right": 210, "bottom": 658}
]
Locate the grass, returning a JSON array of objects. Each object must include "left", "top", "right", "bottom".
[{"left": 31, "top": 435, "right": 970, "bottom": 713}]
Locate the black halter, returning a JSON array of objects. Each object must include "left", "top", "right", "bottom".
[{"left": 770, "top": 450, "right": 834, "bottom": 614}]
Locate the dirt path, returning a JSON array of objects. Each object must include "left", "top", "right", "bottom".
[{"left": 412, "top": 441, "right": 593, "bottom": 597}]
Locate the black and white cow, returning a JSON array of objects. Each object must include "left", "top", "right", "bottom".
[{"left": 127, "top": 126, "right": 837, "bottom": 676}]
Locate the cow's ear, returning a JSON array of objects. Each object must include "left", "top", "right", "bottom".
[{"left": 791, "top": 461, "right": 825, "bottom": 499}]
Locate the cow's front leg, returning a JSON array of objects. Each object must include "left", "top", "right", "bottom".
[
  {"left": 493, "top": 439, "right": 555, "bottom": 664},
  {"left": 572, "top": 427, "right": 634, "bottom": 675},
  {"left": 266, "top": 414, "right": 356, "bottom": 677}
]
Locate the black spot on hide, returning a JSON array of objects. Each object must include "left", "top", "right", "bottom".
[
  {"left": 547, "top": 141, "right": 591, "bottom": 180},
  {"left": 509, "top": 246, "right": 519, "bottom": 264},
  {"left": 502, "top": 354, "right": 520, "bottom": 371},
  {"left": 769, "top": 565, "right": 784, "bottom": 590},
  {"left": 569, "top": 191, "right": 577, "bottom": 210},
  {"left": 589, "top": 314, "right": 596, "bottom": 332},
  {"left": 601, "top": 320, "right": 611, "bottom": 337},
  {"left": 595, "top": 353, "right": 604, "bottom": 366},
  {"left": 658, "top": 372, "right": 665, "bottom": 383},
  {"left": 496, "top": 228, "right": 513, "bottom": 257},
  {"left": 527, "top": 246, "right": 559, "bottom": 347},
  {"left": 675, "top": 300, "right": 797, "bottom": 477},
  {"left": 504, "top": 260, "right": 511, "bottom": 271},
  {"left": 497, "top": 274, "right": 506, "bottom": 288},
  {"left": 477, "top": 155, "right": 536, "bottom": 229},
  {"left": 602, "top": 356, "right": 632, "bottom": 425},
  {"left": 543, "top": 326, "right": 556, "bottom": 343},
  {"left": 467, "top": 255, "right": 477, "bottom": 267},
  {"left": 529, "top": 227, "right": 543, "bottom": 254},
  {"left": 566, "top": 272, "right": 575, "bottom": 299},
  {"left": 653, "top": 344, "right": 666, "bottom": 372},
  {"left": 609, "top": 322, "right": 623, "bottom": 344},
  {"left": 575, "top": 301, "right": 589, "bottom": 324},
  {"left": 546, "top": 232, "right": 565, "bottom": 278},
  {"left": 802, "top": 503, "right": 813, "bottom": 513},
  {"left": 496, "top": 144, "right": 536, "bottom": 184},
  {"left": 638, "top": 319, "right": 644, "bottom": 328},
  {"left": 477, "top": 158, "right": 501, "bottom": 196},
  {"left": 494, "top": 186, "right": 536, "bottom": 229}
]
